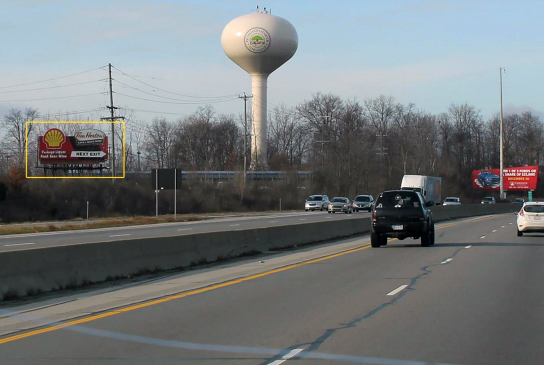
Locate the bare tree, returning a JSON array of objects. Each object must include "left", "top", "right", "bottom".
[{"left": 2, "top": 108, "right": 38, "bottom": 166}]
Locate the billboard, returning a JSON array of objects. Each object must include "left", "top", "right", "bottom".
[
  {"left": 38, "top": 128, "right": 108, "bottom": 164},
  {"left": 472, "top": 166, "right": 539, "bottom": 191}
]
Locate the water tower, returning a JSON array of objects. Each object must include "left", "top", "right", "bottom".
[{"left": 221, "top": 7, "right": 298, "bottom": 170}]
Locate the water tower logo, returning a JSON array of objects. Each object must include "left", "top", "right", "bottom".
[{"left": 244, "top": 27, "right": 271, "bottom": 53}]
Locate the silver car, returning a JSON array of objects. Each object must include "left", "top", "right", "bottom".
[
  {"left": 328, "top": 197, "right": 352, "bottom": 214},
  {"left": 352, "top": 195, "right": 374, "bottom": 212},
  {"left": 305, "top": 195, "right": 329, "bottom": 211},
  {"left": 443, "top": 197, "right": 461, "bottom": 206}
]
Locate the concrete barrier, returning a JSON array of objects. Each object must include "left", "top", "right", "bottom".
[
  {"left": 431, "top": 203, "right": 520, "bottom": 222},
  {"left": 0, "top": 204, "right": 519, "bottom": 301}
]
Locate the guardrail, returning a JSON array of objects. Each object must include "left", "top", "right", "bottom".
[{"left": 0, "top": 204, "right": 520, "bottom": 301}]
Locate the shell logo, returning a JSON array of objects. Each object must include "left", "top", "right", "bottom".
[{"left": 43, "top": 128, "right": 66, "bottom": 149}]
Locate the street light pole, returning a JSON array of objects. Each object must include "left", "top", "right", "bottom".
[{"left": 499, "top": 67, "right": 505, "bottom": 200}]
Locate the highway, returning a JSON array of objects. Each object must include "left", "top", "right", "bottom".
[
  {"left": 1, "top": 213, "right": 543, "bottom": 364},
  {"left": 0, "top": 211, "right": 369, "bottom": 253}
]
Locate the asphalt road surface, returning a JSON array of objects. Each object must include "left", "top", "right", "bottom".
[
  {"left": 0, "top": 210, "right": 368, "bottom": 253},
  {"left": 1, "top": 213, "right": 543, "bottom": 365}
]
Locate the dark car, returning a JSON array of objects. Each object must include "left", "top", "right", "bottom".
[
  {"left": 481, "top": 196, "right": 495, "bottom": 204},
  {"left": 352, "top": 195, "right": 374, "bottom": 212},
  {"left": 478, "top": 171, "right": 500, "bottom": 188},
  {"left": 371, "top": 190, "right": 435, "bottom": 247}
]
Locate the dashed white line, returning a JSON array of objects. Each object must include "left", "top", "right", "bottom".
[
  {"left": 270, "top": 221, "right": 278, "bottom": 223},
  {"left": 267, "top": 348, "right": 304, "bottom": 365},
  {"left": 178, "top": 228, "right": 193, "bottom": 231},
  {"left": 501, "top": 226, "right": 505, "bottom": 228},
  {"left": 441, "top": 258, "right": 453, "bottom": 264},
  {"left": 492, "top": 229, "right": 497, "bottom": 232},
  {"left": 480, "top": 235, "right": 486, "bottom": 239},
  {"left": 509, "top": 223, "right": 513, "bottom": 225},
  {"left": 299, "top": 218, "right": 307, "bottom": 221},
  {"left": 387, "top": 285, "right": 408, "bottom": 296},
  {"left": 4, "top": 242, "right": 35, "bottom": 247},
  {"left": 229, "top": 224, "right": 240, "bottom": 227},
  {"left": 109, "top": 234, "right": 130, "bottom": 237},
  {"left": 465, "top": 245, "right": 472, "bottom": 248}
]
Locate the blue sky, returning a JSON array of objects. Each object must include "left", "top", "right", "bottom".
[{"left": 0, "top": 0, "right": 542, "bottom": 122}]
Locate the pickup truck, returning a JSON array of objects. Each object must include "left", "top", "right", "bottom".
[{"left": 371, "top": 190, "right": 435, "bottom": 247}]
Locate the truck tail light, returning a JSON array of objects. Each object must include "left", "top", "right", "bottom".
[{"left": 372, "top": 210, "right": 377, "bottom": 222}]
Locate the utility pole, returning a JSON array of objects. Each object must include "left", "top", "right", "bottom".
[
  {"left": 376, "top": 132, "right": 388, "bottom": 191},
  {"left": 101, "top": 63, "right": 124, "bottom": 179},
  {"left": 239, "top": 92, "right": 252, "bottom": 195},
  {"left": 499, "top": 67, "right": 506, "bottom": 200},
  {"left": 315, "top": 115, "right": 331, "bottom": 168}
]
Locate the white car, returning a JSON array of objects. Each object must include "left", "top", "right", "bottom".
[
  {"left": 516, "top": 202, "right": 544, "bottom": 236},
  {"left": 305, "top": 195, "right": 329, "bottom": 211},
  {"left": 443, "top": 197, "right": 461, "bottom": 206}
]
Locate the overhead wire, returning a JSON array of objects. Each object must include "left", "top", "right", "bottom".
[
  {"left": 113, "top": 79, "right": 237, "bottom": 103},
  {"left": 114, "top": 92, "right": 239, "bottom": 105},
  {"left": 0, "top": 66, "right": 107, "bottom": 90},
  {"left": 0, "top": 79, "right": 106, "bottom": 94},
  {"left": 0, "top": 92, "right": 107, "bottom": 103},
  {"left": 111, "top": 65, "right": 240, "bottom": 99}
]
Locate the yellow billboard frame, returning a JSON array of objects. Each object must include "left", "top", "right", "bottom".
[{"left": 25, "top": 120, "right": 126, "bottom": 179}]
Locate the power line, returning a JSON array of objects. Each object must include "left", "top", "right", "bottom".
[
  {"left": 113, "top": 79, "right": 238, "bottom": 103},
  {"left": 111, "top": 65, "right": 240, "bottom": 99},
  {"left": 0, "top": 79, "right": 106, "bottom": 94},
  {"left": 0, "top": 92, "right": 106, "bottom": 103},
  {"left": 114, "top": 91, "right": 239, "bottom": 105},
  {"left": 119, "top": 107, "right": 190, "bottom": 117},
  {"left": 0, "top": 66, "right": 106, "bottom": 90}
]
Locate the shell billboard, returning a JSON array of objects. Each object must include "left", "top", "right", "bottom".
[{"left": 39, "top": 128, "right": 108, "bottom": 164}]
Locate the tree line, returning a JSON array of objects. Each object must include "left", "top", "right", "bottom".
[{"left": 0, "top": 94, "right": 542, "bottom": 221}]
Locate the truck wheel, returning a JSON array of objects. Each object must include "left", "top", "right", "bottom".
[
  {"left": 371, "top": 233, "right": 381, "bottom": 248},
  {"left": 421, "top": 228, "right": 432, "bottom": 247}
]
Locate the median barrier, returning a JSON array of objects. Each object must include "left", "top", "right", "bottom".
[
  {"left": 0, "top": 205, "right": 519, "bottom": 301},
  {"left": 431, "top": 203, "right": 520, "bottom": 222}
]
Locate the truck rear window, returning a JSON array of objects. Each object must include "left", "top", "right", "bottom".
[{"left": 375, "top": 192, "right": 421, "bottom": 209}]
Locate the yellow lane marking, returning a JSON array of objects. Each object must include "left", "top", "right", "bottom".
[{"left": 0, "top": 214, "right": 501, "bottom": 345}]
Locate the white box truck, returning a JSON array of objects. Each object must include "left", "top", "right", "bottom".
[{"left": 400, "top": 175, "right": 442, "bottom": 204}]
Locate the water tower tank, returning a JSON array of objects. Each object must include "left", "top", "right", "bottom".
[{"left": 221, "top": 8, "right": 298, "bottom": 170}]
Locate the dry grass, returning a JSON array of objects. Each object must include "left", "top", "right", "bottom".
[{"left": 0, "top": 215, "right": 207, "bottom": 236}]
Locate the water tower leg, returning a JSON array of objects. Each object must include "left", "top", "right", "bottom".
[{"left": 250, "top": 74, "right": 268, "bottom": 170}]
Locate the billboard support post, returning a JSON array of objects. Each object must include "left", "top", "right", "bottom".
[
  {"left": 86, "top": 201, "right": 89, "bottom": 220},
  {"left": 155, "top": 168, "right": 159, "bottom": 218},
  {"left": 174, "top": 168, "right": 177, "bottom": 219},
  {"left": 499, "top": 67, "right": 505, "bottom": 200}
]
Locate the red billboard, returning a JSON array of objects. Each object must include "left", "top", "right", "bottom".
[
  {"left": 472, "top": 166, "right": 539, "bottom": 191},
  {"left": 39, "top": 128, "right": 108, "bottom": 164}
]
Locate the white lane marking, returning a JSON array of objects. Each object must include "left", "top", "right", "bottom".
[
  {"left": 299, "top": 218, "right": 307, "bottom": 221},
  {"left": 441, "top": 258, "right": 453, "bottom": 264},
  {"left": 465, "top": 245, "right": 472, "bottom": 248},
  {"left": 109, "top": 234, "right": 130, "bottom": 237},
  {"left": 509, "top": 223, "right": 513, "bottom": 225},
  {"left": 268, "top": 348, "right": 304, "bottom": 365},
  {"left": 480, "top": 235, "right": 486, "bottom": 239},
  {"left": 492, "top": 230, "right": 497, "bottom": 232},
  {"left": 326, "top": 216, "right": 332, "bottom": 219},
  {"left": 270, "top": 221, "right": 278, "bottom": 223},
  {"left": 178, "top": 228, "right": 193, "bottom": 231},
  {"left": 501, "top": 226, "right": 505, "bottom": 228},
  {"left": 4, "top": 242, "right": 35, "bottom": 247},
  {"left": 229, "top": 224, "right": 239, "bottom": 227},
  {"left": 387, "top": 285, "right": 408, "bottom": 296}
]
